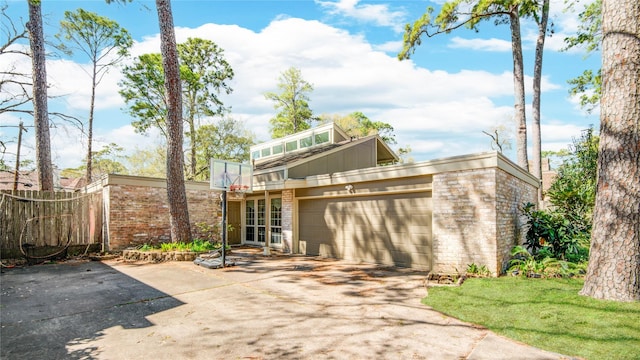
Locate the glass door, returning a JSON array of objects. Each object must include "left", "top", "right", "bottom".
[
  {"left": 257, "top": 199, "right": 266, "bottom": 244},
  {"left": 245, "top": 200, "right": 255, "bottom": 243},
  {"left": 244, "top": 197, "right": 282, "bottom": 246},
  {"left": 270, "top": 198, "right": 282, "bottom": 245}
]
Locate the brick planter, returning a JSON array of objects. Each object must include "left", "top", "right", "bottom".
[{"left": 122, "top": 249, "right": 202, "bottom": 262}]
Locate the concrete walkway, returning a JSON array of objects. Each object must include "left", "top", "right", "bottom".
[{"left": 1, "top": 251, "right": 573, "bottom": 359}]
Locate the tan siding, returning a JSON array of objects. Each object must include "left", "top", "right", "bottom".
[
  {"left": 288, "top": 139, "right": 377, "bottom": 179},
  {"left": 296, "top": 175, "right": 432, "bottom": 198},
  {"left": 298, "top": 192, "right": 432, "bottom": 270}
]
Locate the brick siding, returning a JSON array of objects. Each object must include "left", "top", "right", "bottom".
[
  {"left": 281, "top": 189, "right": 294, "bottom": 252},
  {"left": 432, "top": 167, "right": 536, "bottom": 275},
  {"left": 103, "top": 178, "right": 220, "bottom": 250}
]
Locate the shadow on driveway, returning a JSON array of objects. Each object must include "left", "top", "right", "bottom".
[
  {"left": 1, "top": 260, "right": 184, "bottom": 359},
  {"left": 1, "top": 251, "right": 569, "bottom": 359}
]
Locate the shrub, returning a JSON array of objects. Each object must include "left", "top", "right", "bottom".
[
  {"left": 521, "top": 203, "right": 589, "bottom": 262},
  {"left": 466, "top": 263, "right": 491, "bottom": 277},
  {"left": 546, "top": 127, "right": 598, "bottom": 234},
  {"left": 138, "top": 244, "right": 156, "bottom": 252},
  {"left": 195, "top": 222, "right": 220, "bottom": 242},
  {"left": 139, "top": 240, "right": 219, "bottom": 253},
  {"left": 508, "top": 246, "right": 586, "bottom": 278}
]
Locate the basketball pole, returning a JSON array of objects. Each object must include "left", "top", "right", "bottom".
[{"left": 221, "top": 189, "right": 227, "bottom": 267}]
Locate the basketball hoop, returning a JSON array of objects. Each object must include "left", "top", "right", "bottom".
[
  {"left": 229, "top": 184, "right": 249, "bottom": 198},
  {"left": 210, "top": 159, "right": 253, "bottom": 193}
]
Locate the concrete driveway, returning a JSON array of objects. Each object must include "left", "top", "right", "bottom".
[{"left": 1, "top": 250, "right": 571, "bottom": 359}]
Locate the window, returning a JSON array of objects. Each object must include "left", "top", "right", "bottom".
[
  {"left": 300, "top": 135, "right": 313, "bottom": 148},
  {"left": 315, "top": 131, "right": 329, "bottom": 144},
  {"left": 270, "top": 198, "right": 282, "bottom": 244},
  {"left": 286, "top": 140, "right": 298, "bottom": 152},
  {"left": 261, "top": 148, "right": 271, "bottom": 157},
  {"left": 245, "top": 200, "right": 255, "bottom": 242},
  {"left": 252, "top": 150, "right": 260, "bottom": 159},
  {"left": 272, "top": 144, "right": 283, "bottom": 155},
  {"left": 257, "top": 199, "right": 266, "bottom": 243},
  {"left": 245, "top": 197, "right": 282, "bottom": 246}
]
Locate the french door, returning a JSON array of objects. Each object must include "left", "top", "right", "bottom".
[{"left": 245, "top": 198, "right": 281, "bottom": 246}]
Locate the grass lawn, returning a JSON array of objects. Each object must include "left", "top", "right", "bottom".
[{"left": 423, "top": 277, "right": 640, "bottom": 360}]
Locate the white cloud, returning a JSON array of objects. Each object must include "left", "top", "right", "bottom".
[
  {"left": 315, "top": 0, "right": 407, "bottom": 32},
  {"left": 5, "top": 15, "right": 581, "bottom": 171},
  {"left": 536, "top": 121, "right": 595, "bottom": 154},
  {"left": 373, "top": 40, "right": 403, "bottom": 53},
  {"left": 448, "top": 37, "right": 512, "bottom": 52}
]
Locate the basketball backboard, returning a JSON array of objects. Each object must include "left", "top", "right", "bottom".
[{"left": 210, "top": 159, "right": 253, "bottom": 192}]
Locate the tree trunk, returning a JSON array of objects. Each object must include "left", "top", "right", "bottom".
[
  {"left": 27, "top": 0, "right": 53, "bottom": 191},
  {"left": 86, "top": 61, "right": 97, "bottom": 184},
  {"left": 509, "top": 7, "right": 528, "bottom": 171},
  {"left": 580, "top": 0, "right": 640, "bottom": 302},
  {"left": 532, "top": 0, "right": 549, "bottom": 203},
  {"left": 156, "top": 0, "right": 192, "bottom": 242},
  {"left": 189, "top": 112, "right": 197, "bottom": 180}
]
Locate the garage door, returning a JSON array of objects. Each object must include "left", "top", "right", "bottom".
[{"left": 298, "top": 192, "right": 432, "bottom": 269}]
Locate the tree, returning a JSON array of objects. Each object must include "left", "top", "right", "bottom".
[
  {"left": 1, "top": 3, "right": 82, "bottom": 129},
  {"left": 396, "top": 145, "right": 413, "bottom": 164},
  {"left": 156, "top": 0, "right": 191, "bottom": 243},
  {"left": 119, "top": 37, "right": 233, "bottom": 179},
  {"left": 482, "top": 125, "right": 512, "bottom": 153},
  {"left": 194, "top": 117, "right": 254, "bottom": 180},
  {"left": 399, "top": 0, "right": 537, "bottom": 171},
  {"left": 580, "top": 0, "right": 639, "bottom": 301},
  {"left": 563, "top": 0, "right": 602, "bottom": 113},
  {"left": 56, "top": 9, "right": 132, "bottom": 184},
  {"left": 320, "top": 112, "right": 397, "bottom": 144},
  {"left": 546, "top": 127, "right": 598, "bottom": 242},
  {"left": 320, "top": 112, "right": 411, "bottom": 164},
  {"left": 264, "top": 66, "right": 315, "bottom": 138},
  {"left": 61, "top": 143, "right": 127, "bottom": 179},
  {"left": 1, "top": 4, "right": 31, "bottom": 117},
  {"left": 26, "top": 0, "right": 53, "bottom": 191},
  {"left": 126, "top": 144, "right": 167, "bottom": 178},
  {"left": 180, "top": 38, "right": 233, "bottom": 178},
  {"left": 531, "top": 0, "right": 550, "bottom": 203}
]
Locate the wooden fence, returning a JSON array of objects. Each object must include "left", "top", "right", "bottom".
[{"left": 0, "top": 190, "right": 103, "bottom": 259}]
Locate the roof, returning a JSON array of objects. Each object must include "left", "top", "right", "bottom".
[
  {"left": 0, "top": 170, "right": 85, "bottom": 191},
  {"left": 250, "top": 122, "right": 350, "bottom": 163},
  {"left": 253, "top": 135, "right": 398, "bottom": 173},
  {"left": 253, "top": 141, "right": 344, "bottom": 171},
  {"left": 0, "top": 170, "right": 38, "bottom": 190}
]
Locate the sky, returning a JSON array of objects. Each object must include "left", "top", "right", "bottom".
[{"left": 0, "top": 0, "right": 600, "bottom": 172}]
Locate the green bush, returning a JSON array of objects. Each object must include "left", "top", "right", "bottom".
[
  {"left": 139, "top": 240, "right": 218, "bottom": 253},
  {"left": 508, "top": 246, "right": 587, "bottom": 278},
  {"left": 138, "top": 244, "right": 157, "bottom": 252},
  {"left": 546, "top": 127, "right": 598, "bottom": 234},
  {"left": 521, "top": 203, "right": 589, "bottom": 262},
  {"left": 466, "top": 263, "right": 491, "bottom": 277}
]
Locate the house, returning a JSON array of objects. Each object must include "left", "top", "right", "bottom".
[
  {"left": 0, "top": 170, "right": 84, "bottom": 191},
  {"left": 93, "top": 123, "right": 538, "bottom": 275}
]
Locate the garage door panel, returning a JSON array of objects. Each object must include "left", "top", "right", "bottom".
[
  {"left": 299, "top": 192, "right": 432, "bottom": 270},
  {"left": 367, "top": 233, "right": 431, "bottom": 252},
  {"left": 341, "top": 244, "right": 430, "bottom": 268}
]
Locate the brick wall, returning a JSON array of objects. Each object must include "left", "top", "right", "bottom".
[
  {"left": 432, "top": 166, "right": 536, "bottom": 275},
  {"left": 495, "top": 168, "right": 537, "bottom": 272},
  {"left": 102, "top": 176, "right": 221, "bottom": 250},
  {"left": 432, "top": 168, "right": 497, "bottom": 274},
  {"left": 281, "top": 189, "right": 294, "bottom": 252}
]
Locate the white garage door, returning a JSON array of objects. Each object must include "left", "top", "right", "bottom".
[{"left": 298, "top": 192, "right": 432, "bottom": 269}]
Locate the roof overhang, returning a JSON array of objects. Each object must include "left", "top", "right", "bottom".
[{"left": 252, "top": 151, "right": 540, "bottom": 191}]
